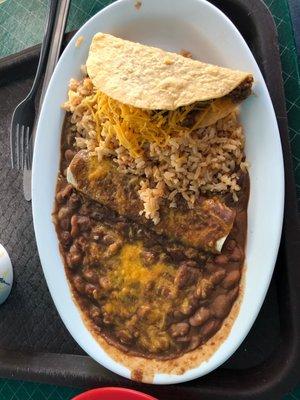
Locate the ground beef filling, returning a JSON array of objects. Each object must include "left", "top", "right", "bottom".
[
  {"left": 228, "top": 76, "right": 254, "bottom": 103},
  {"left": 180, "top": 76, "right": 253, "bottom": 128}
]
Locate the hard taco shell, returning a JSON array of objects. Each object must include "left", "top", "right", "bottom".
[{"left": 86, "top": 32, "right": 252, "bottom": 111}]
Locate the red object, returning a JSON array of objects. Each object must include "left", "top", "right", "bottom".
[{"left": 72, "top": 387, "right": 158, "bottom": 400}]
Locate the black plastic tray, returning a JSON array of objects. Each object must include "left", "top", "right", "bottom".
[{"left": 0, "top": 0, "right": 299, "bottom": 398}]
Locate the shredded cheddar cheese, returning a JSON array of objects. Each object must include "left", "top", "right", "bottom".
[{"left": 80, "top": 90, "right": 237, "bottom": 158}]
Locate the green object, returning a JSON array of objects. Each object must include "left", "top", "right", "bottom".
[
  {"left": 266, "top": 0, "right": 300, "bottom": 208},
  {"left": 0, "top": 0, "right": 299, "bottom": 399}
]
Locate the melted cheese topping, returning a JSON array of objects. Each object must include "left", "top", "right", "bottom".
[
  {"left": 87, "top": 157, "right": 110, "bottom": 180},
  {"left": 115, "top": 243, "right": 174, "bottom": 285},
  {"left": 80, "top": 91, "right": 237, "bottom": 158},
  {"left": 103, "top": 243, "right": 178, "bottom": 353},
  {"left": 105, "top": 243, "right": 176, "bottom": 317}
]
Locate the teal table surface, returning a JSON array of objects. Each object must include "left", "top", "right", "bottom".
[{"left": 0, "top": 0, "right": 299, "bottom": 399}]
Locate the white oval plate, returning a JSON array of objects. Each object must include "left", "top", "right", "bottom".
[{"left": 32, "top": 0, "right": 284, "bottom": 384}]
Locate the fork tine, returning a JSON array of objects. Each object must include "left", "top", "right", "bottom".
[
  {"left": 25, "top": 127, "right": 30, "bottom": 169},
  {"left": 10, "top": 123, "right": 16, "bottom": 169},
  {"left": 16, "top": 124, "right": 20, "bottom": 170},
  {"left": 20, "top": 125, "right": 25, "bottom": 169},
  {"left": 29, "top": 135, "right": 33, "bottom": 167}
]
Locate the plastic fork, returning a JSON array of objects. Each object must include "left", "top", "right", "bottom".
[{"left": 10, "top": 0, "right": 59, "bottom": 170}]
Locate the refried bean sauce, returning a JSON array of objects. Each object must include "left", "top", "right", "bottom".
[{"left": 53, "top": 114, "right": 249, "bottom": 360}]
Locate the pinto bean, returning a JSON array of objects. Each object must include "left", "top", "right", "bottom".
[
  {"left": 211, "top": 294, "right": 234, "bottom": 319},
  {"left": 188, "top": 335, "right": 201, "bottom": 351},
  {"left": 90, "top": 210, "right": 104, "bottom": 221},
  {"left": 57, "top": 206, "right": 72, "bottom": 231},
  {"left": 70, "top": 215, "right": 79, "bottom": 237},
  {"left": 89, "top": 305, "right": 101, "bottom": 323},
  {"left": 222, "top": 270, "right": 241, "bottom": 289},
  {"left": 85, "top": 283, "right": 98, "bottom": 299},
  {"left": 60, "top": 218, "right": 71, "bottom": 231},
  {"left": 73, "top": 275, "right": 85, "bottom": 293},
  {"left": 141, "top": 250, "right": 158, "bottom": 266},
  {"left": 173, "top": 310, "right": 184, "bottom": 319},
  {"left": 68, "top": 193, "right": 81, "bottom": 210},
  {"left": 229, "top": 286, "right": 239, "bottom": 302},
  {"left": 137, "top": 305, "right": 151, "bottom": 318},
  {"left": 60, "top": 231, "right": 72, "bottom": 249},
  {"left": 166, "top": 243, "right": 199, "bottom": 266},
  {"left": 60, "top": 184, "right": 73, "bottom": 198},
  {"left": 117, "top": 329, "right": 133, "bottom": 344},
  {"left": 115, "top": 222, "right": 127, "bottom": 233},
  {"left": 99, "top": 276, "right": 111, "bottom": 290},
  {"left": 156, "top": 285, "right": 172, "bottom": 298},
  {"left": 165, "top": 244, "right": 186, "bottom": 262},
  {"left": 189, "top": 307, "right": 210, "bottom": 327},
  {"left": 225, "top": 239, "right": 236, "bottom": 252},
  {"left": 67, "top": 244, "right": 83, "bottom": 267},
  {"left": 158, "top": 253, "right": 170, "bottom": 264},
  {"left": 74, "top": 236, "right": 87, "bottom": 250},
  {"left": 56, "top": 193, "right": 64, "bottom": 204},
  {"left": 56, "top": 184, "right": 73, "bottom": 204},
  {"left": 82, "top": 268, "right": 98, "bottom": 283},
  {"left": 126, "top": 315, "right": 138, "bottom": 329},
  {"left": 214, "top": 254, "right": 229, "bottom": 265},
  {"left": 59, "top": 218, "right": 71, "bottom": 231},
  {"left": 133, "top": 331, "right": 140, "bottom": 338},
  {"left": 70, "top": 243, "right": 81, "bottom": 254},
  {"left": 91, "top": 225, "right": 106, "bottom": 239},
  {"left": 145, "top": 281, "right": 155, "bottom": 292},
  {"left": 102, "top": 312, "right": 112, "bottom": 325},
  {"left": 174, "top": 262, "right": 199, "bottom": 289},
  {"left": 179, "top": 298, "right": 197, "bottom": 316},
  {"left": 195, "top": 278, "right": 213, "bottom": 299},
  {"left": 79, "top": 203, "right": 90, "bottom": 216},
  {"left": 183, "top": 260, "right": 198, "bottom": 268},
  {"left": 205, "top": 263, "right": 216, "bottom": 274},
  {"left": 184, "top": 248, "right": 199, "bottom": 260},
  {"left": 169, "top": 322, "right": 190, "bottom": 338},
  {"left": 67, "top": 252, "right": 82, "bottom": 268},
  {"left": 229, "top": 246, "right": 244, "bottom": 262},
  {"left": 102, "top": 234, "right": 115, "bottom": 245},
  {"left": 65, "top": 149, "right": 76, "bottom": 162},
  {"left": 57, "top": 206, "right": 71, "bottom": 221},
  {"left": 77, "top": 216, "right": 91, "bottom": 232},
  {"left": 105, "top": 241, "right": 122, "bottom": 257},
  {"left": 210, "top": 269, "right": 226, "bottom": 285},
  {"left": 200, "top": 319, "right": 221, "bottom": 339},
  {"left": 175, "top": 335, "right": 190, "bottom": 343}
]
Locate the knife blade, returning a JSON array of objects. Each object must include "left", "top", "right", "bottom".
[{"left": 23, "top": 0, "right": 71, "bottom": 201}]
